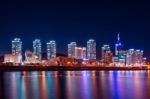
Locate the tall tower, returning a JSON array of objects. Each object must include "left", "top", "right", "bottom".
[
  {"left": 74, "top": 47, "right": 86, "bottom": 59},
  {"left": 33, "top": 39, "right": 42, "bottom": 61},
  {"left": 68, "top": 42, "right": 77, "bottom": 58},
  {"left": 101, "top": 44, "right": 111, "bottom": 60},
  {"left": 47, "top": 40, "right": 56, "bottom": 59},
  {"left": 12, "top": 38, "right": 22, "bottom": 55},
  {"left": 134, "top": 49, "right": 143, "bottom": 65},
  {"left": 87, "top": 39, "right": 96, "bottom": 59},
  {"left": 115, "top": 33, "right": 122, "bottom": 56}
]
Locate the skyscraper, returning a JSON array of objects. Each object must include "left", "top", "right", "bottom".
[
  {"left": 74, "top": 47, "right": 86, "bottom": 59},
  {"left": 101, "top": 44, "right": 111, "bottom": 62},
  {"left": 118, "top": 50, "right": 126, "bottom": 64},
  {"left": 47, "top": 40, "right": 56, "bottom": 59},
  {"left": 11, "top": 38, "right": 22, "bottom": 63},
  {"left": 87, "top": 39, "right": 96, "bottom": 59},
  {"left": 12, "top": 38, "right": 22, "bottom": 55},
  {"left": 126, "top": 49, "right": 143, "bottom": 66},
  {"left": 101, "top": 45, "right": 111, "bottom": 59},
  {"left": 68, "top": 42, "right": 77, "bottom": 58},
  {"left": 126, "top": 49, "right": 135, "bottom": 65},
  {"left": 104, "top": 51, "right": 113, "bottom": 64},
  {"left": 33, "top": 39, "right": 42, "bottom": 61},
  {"left": 115, "top": 33, "right": 122, "bottom": 56},
  {"left": 134, "top": 50, "right": 143, "bottom": 64}
]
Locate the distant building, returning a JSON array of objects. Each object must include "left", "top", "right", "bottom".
[
  {"left": 74, "top": 47, "right": 86, "bottom": 59},
  {"left": 115, "top": 33, "right": 123, "bottom": 56},
  {"left": 87, "top": 39, "right": 96, "bottom": 59},
  {"left": 118, "top": 50, "right": 126, "bottom": 64},
  {"left": 4, "top": 54, "right": 22, "bottom": 64},
  {"left": 47, "top": 40, "right": 56, "bottom": 59},
  {"left": 114, "top": 33, "right": 127, "bottom": 65},
  {"left": 113, "top": 56, "right": 119, "bottom": 65},
  {"left": 126, "top": 49, "right": 135, "bottom": 65},
  {"left": 126, "top": 49, "right": 143, "bottom": 66},
  {"left": 68, "top": 42, "right": 77, "bottom": 58},
  {"left": 25, "top": 50, "right": 39, "bottom": 64},
  {"left": 12, "top": 38, "right": 22, "bottom": 62},
  {"left": 48, "top": 56, "right": 77, "bottom": 66},
  {"left": 33, "top": 39, "right": 42, "bottom": 61},
  {"left": 104, "top": 51, "right": 113, "bottom": 64},
  {"left": 134, "top": 50, "right": 143, "bottom": 64},
  {"left": 101, "top": 44, "right": 111, "bottom": 61},
  {"left": 12, "top": 38, "right": 22, "bottom": 55}
]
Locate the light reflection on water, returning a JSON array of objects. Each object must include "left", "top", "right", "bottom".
[{"left": 0, "top": 71, "right": 150, "bottom": 99}]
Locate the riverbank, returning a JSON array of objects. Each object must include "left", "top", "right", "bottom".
[{"left": 0, "top": 65, "right": 149, "bottom": 71}]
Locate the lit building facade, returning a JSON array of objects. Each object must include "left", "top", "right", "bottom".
[
  {"left": 114, "top": 33, "right": 127, "bottom": 65},
  {"left": 134, "top": 49, "right": 143, "bottom": 65},
  {"left": 47, "top": 40, "right": 56, "bottom": 59},
  {"left": 104, "top": 51, "right": 113, "bottom": 64},
  {"left": 126, "top": 49, "right": 135, "bottom": 65},
  {"left": 126, "top": 49, "right": 143, "bottom": 66},
  {"left": 101, "top": 44, "right": 111, "bottom": 61},
  {"left": 25, "top": 50, "right": 39, "bottom": 63},
  {"left": 87, "top": 39, "right": 96, "bottom": 59},
  {"left": 4, "top": 54, "right": 22, "bottom": 64},
  {"left": 33, "top": 39, "right": 42, "bottom": 61},
  {"left": 68, "top": 42, "right": 77, "bottom": 58},
  {"left": 74, "top": 47, "right": 86, "bottom": 59},
  {"left": 118, "top": 50, "right": 126, "bottom": 64},
  {"left": 115, "top": 33, "right": 123, "bottom": 56},
  {"left": 12, "top": 38, "right": 22, "bottom": 55}
]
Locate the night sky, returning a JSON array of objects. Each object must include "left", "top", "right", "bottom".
[{"left": 0, "top": 0, "right": 150, "bottom": 59}]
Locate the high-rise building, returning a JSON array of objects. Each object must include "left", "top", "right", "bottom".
[
  {"left": 47, "top": 40, "right": 56, "bottom": 59},
  {"left": 118, "top": 50, "right": 126, "bottom": 64},
  {"left": 101, "top": 44, "right": 111, "bottom": 61},
  {"left": 11, "top": 38, "right": 22, "bottom": 63},
  {"left": 115, "top": 33, "right": 122, "bottom": 56},
  {"left": 74, "top": 47, "right": 86, "bottom": 59},
  {"left": 33, "top": 39, "right": 42, "bottom": 61},
  {"left": 104, "top": 51, "right": 113, "bottom": 64},
  {"left": 134, "top": 49, "right": 143, "bottom": 64},
  {"left": 126, "top": 49, "right": 143, "bottom": 66},
  {"left": 68, "top": 42, "right": 77, "bottom": 58},
  {"left": 114, "top": 33, "right": 126, "bottom": 64},
  {"left": 12, "top": 38, "right": 22, "bottom": 55},
  {"left": 126, "top": 49, "right": 135, "bottom": 65},
  {"left": 87, "top": 39, "right": 96, "bottom": 59}
]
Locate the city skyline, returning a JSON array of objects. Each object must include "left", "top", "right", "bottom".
[
  {"left": 0, "top": 33, "right": 147, "bottom": 55},
  {"left": 0, "top": 1, "right": 150, "bottom": 60},
  {"left": 0, "top": 1, "right": 150, "bottom": 99},
  {"left": 2, "top": 33, "right": 145, "bottom": 66},
  {"left": 7, "top": 34, "right": 145, "bottom": 61}
]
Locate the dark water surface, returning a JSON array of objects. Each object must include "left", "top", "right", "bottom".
[{"left": 0, "top": 71, "right": 150, "bottom": 99}]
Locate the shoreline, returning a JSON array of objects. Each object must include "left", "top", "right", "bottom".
[{"left": 0, "top": 65, "right": 149, "bottom": 71}]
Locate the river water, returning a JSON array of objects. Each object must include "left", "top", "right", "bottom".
[{"left": 0, "top": 70, "right": 150, "bottom": 99}]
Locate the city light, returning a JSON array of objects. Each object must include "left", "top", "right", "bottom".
[{"left": 1, "top": 34, "right": 148, "bottom": 69}]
